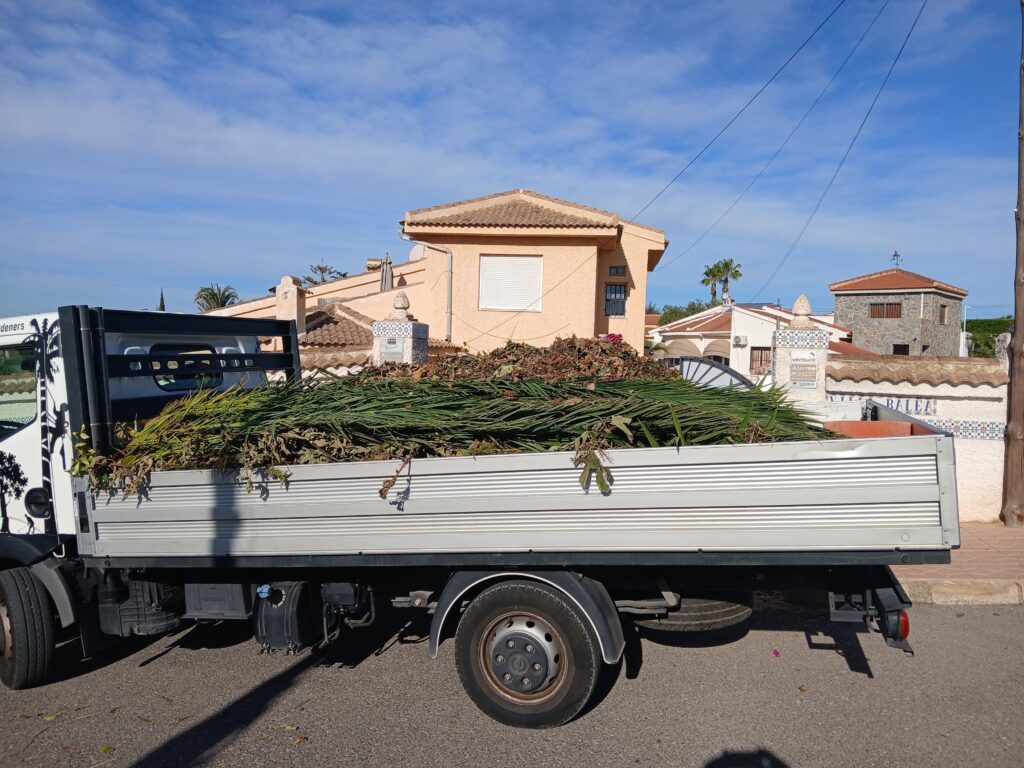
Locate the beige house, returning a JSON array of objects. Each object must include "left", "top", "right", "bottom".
[{"left": 212, "top": 190, "right": 667, "bottom": 355}]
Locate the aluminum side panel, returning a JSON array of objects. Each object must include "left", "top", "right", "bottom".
[{"left": 86, "top": 436, "right": 956, "bottom": 558}]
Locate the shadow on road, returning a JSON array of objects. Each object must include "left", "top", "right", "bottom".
[
  {"left": 50, "top": 632, "right": 162, "bottom": 685},
  {"left": 705, "top": 748, "right": 792, "bottom": 767},
  {"left": 634, "top": 600, "right": 876, "bottom": 678},
  {"left": 126, "top": 606, "right": 427, "bottom": 767},
  {"left": 127, "top": 647, "right": 322, "bottom": 768}
]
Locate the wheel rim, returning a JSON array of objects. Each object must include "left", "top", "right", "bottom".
[
  {"left": 0, "top": 593, "right": 12, "bottom": 671},
  {"left": 479, "top": 610, "right": 568, "bottom": 704}
]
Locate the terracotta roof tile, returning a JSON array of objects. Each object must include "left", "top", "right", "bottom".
[
  {"left": 302, "top": 306, "right": 373, "bottom": 348},
  {"left": 301, "top": 349, "right": 372, "bottom": 369},
  {"left": 827, "top": 355, "right": 1007, "bottom": 388},
  {"left": 410, "top": 197, "right": 607, "bottom": 228},
  {"left": 829, "top": 268, "right": 967, "bottom": 297},
  {"left": 404, "top": 189, "right": 665, "bottom": 234},
  {"left": 828, "top": 340, "right": 879, "bottom": 357}
]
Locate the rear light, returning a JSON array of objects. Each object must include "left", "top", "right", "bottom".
[{"left": 898, "top": 609, "right": 910, "bottom": 641}]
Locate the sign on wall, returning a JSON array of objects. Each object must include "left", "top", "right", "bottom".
[
  {"left": 789, "top": 352, "right": 817, "bottom": 389},
  {"left": 827, "top": 393, "right": 937, "bottom": 416}
]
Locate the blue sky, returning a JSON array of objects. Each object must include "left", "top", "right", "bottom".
[{"left": 0, "top": 0, "right": 1017, "bottom": 318}]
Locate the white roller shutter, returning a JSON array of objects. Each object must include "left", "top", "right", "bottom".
[{"left": 478, "top": 255, "right": 543, "bottom": 311}]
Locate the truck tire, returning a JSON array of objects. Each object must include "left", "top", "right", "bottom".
[
  {"left": 0, "top": 567, "right": 55, "bottom": 690},
  {"left": 635, "top": 593, "right": 753, "bottom": 633},
  {"left": 455, "top": 580, "right": 601, "bottom": 728}
]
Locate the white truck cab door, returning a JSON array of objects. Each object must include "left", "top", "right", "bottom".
[{"left": 0, "top": 344, "right": 44, "bottom": 534}]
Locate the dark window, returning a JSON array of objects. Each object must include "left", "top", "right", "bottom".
[
  {"left": 892, "top": 344, "right": 910, "bottom": 356},
  {"left": 605, "top": 284, "right": 627, "bottom": 316},
  {"left": 939, "top": 304, "right": 948, "bottom": 325},
  {"left": 0, "top": 346, "right": 37, "bottom": 440},
  {"left": 707, "top": 355, "right": 730, "bottom": 366},
  {"left": 922, "top": 344, "right": 930, "bottom": 354},
  {"left": 749, "top": 347, "right": 772, "bottom": 372},
  {"left": 150, "top": 343, "right": 224, "bottom": 392},
  {"left": 870, "top": 303, "right": 902, "bottom": 319},
  {"left": 608, "top": 265, "right": 626, "bottom": 276}
]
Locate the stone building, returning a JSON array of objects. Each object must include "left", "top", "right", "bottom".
[{"left": 829, "top": 268, "right": 967, "bottom": 356}]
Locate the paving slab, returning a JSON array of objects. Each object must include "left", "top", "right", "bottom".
[{"left": 895, "top": 522, "right": 1024, "bottom": 604}]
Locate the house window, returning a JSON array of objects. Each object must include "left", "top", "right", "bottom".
[
  {"left": 939, "top": 304, "right": 948, "bottom": 325},
  {"left": 609, "top": 265, "right": 626, "bottom": 276},
  {"left": 478, "top": 255, "right": 543, "bottom": 311},
  {"left": 749, "top": 347, "right": 772, "bottom": 372},
  {"left": 892, "top": 344, "right": 910, "bottom": 356},
  {"left": 869, "top": 303, "right": 902, "bottom": 319},
  {"left": 604, "top": 284, "right": 627, "bottom": 316}
]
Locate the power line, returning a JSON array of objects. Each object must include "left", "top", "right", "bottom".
[
  {"left": 748, "top": 0, "right": 929, "bottom": 302},
  {"left": 627, "top": 0, "right": 849, "bottom": 224},
  {"left": 655, "top": 0, "right": 891, "bottom": 274},
  {"left": 464, "top": 1, "right": 850, "bottom": 345}
]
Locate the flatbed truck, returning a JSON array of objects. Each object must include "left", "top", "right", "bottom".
[{"left": 0, "top": 307, "right": 958, "bottom": 727}]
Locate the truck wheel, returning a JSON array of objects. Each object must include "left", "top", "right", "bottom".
[
  {"left": 635, "top": 593, "right": 753, "bottom": 633},
  {"left": 0, "top": 567, "right": 55, "bottom": 690},
  {"left": 455, "top": 580, "right": 601, "bottom": 728}
]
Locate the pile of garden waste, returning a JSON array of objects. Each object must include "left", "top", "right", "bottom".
[{"left": 74, "top": 338, "right": 832, "bottom": 495}]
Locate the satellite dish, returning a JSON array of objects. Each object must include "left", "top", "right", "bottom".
[
  {"left": 408, "top": 244, "right": 427, "bottom": 261},
  {"left": 675, "top": 356, "right": 753, "bottom": 390}
]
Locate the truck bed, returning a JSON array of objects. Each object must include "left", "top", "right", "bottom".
[{"left": 78, "top": 433, "right": 960, "bottom": 565}]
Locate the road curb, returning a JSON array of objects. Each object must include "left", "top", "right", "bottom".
[{"left": 901, "top": 578, "right": 1024, "bottom": 605}]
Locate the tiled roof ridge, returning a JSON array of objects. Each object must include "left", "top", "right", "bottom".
[
  {"left": 405, "top": 189, "right": 666, "bottom": 234},
  {"left": 407, "top": 189, "right": 617, "bottom": 218},
  {"left": 742, "top": 305, "right": 853, "bottom": 334},
  {"left": 827, "top": 355, "right": 1008, "bottom": 388},
  {"left": 322, "top": 301, "right": 375, "bottom": 328},
  {"left": 653, "top": 306, "right": 726, "bottom": 333},
  {"left": 829, "top": 267, "right": 967, "bottom": 296},
  {"left": 410, "top": 198, "right": 608, "bottom": 229}
]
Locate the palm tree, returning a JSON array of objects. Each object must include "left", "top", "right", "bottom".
[
  {"left": 194, "top": 284, "right": 239, "bottom": 312},
  {"left": 717, "top": 258, "right": 743, "bottom": 297},
  {"left": 701, "top": 264, "right": 721, "bottom": 304},
  {"left": 303, "top": 260, "right": 348, "bottom": 286}
]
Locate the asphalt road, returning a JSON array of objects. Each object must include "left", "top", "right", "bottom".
[{"left": 1, "top": 603, "right": 1021, "bottom": 768}]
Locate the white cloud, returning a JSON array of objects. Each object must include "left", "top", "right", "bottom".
[{"left": 0, "top": 0, "right": 1014, "bottom": 317}]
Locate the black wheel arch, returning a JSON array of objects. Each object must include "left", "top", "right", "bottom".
[
  {"left": 0, "top": 534, "right": 63, "bottom": 567},
  {"left": 429, "top": 570, "right": 624, "bottom": 664},
  {"left": 0, "top": 536, "right": 77, "bottom": 629}
]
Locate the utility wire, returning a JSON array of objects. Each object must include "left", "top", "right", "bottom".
[
  {"left": 627, "top": 0, "right": 849, "bottom": 224},
  {"left": 464, "top": 0, "right": 849, "bottom": 344},
  {"left": 748, "top": 0, "right": 929, "bottom": 302},
  {"left": 655, "top": 0, "right": 891, "bottom": 274}
]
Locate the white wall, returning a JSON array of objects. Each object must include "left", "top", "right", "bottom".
[
  {"left": 826, "top": 378, "right": 1006, "bottom": 422},
  {"left": 825, "top": 377, "right": 1007, "bottom": 523},
  {"left": 729, "top": 311, "right": 777, "bottom": 378},
  {"left": 953, "top": 439, "right": 1005, "bottom": 523}
]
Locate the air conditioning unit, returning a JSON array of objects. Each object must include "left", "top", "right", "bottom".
[{"left": 733, "top": 335, "right": 748, "bottom": 346}]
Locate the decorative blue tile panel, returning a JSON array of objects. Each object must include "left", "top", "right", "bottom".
[
  {"left": 372, "top": 321, "right": 429, "bottom": 339},
  {"left": 922, "top": 419, "right": 1006, "bottom": 440},
  {"left": 774, "top": 329, "right": 829, "bottom": 349}
]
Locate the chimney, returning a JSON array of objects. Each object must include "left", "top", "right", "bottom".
[{"left": 275, "top": 275, "right": 307, "bottom": 335}]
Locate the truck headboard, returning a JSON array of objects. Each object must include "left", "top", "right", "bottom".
[{"left": 58, "top": 306, "right": 300, "bottom": 455}]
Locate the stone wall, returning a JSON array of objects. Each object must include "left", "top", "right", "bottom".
[{"left": 834, "top": 293, "right": 962, "bottom": 356}]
